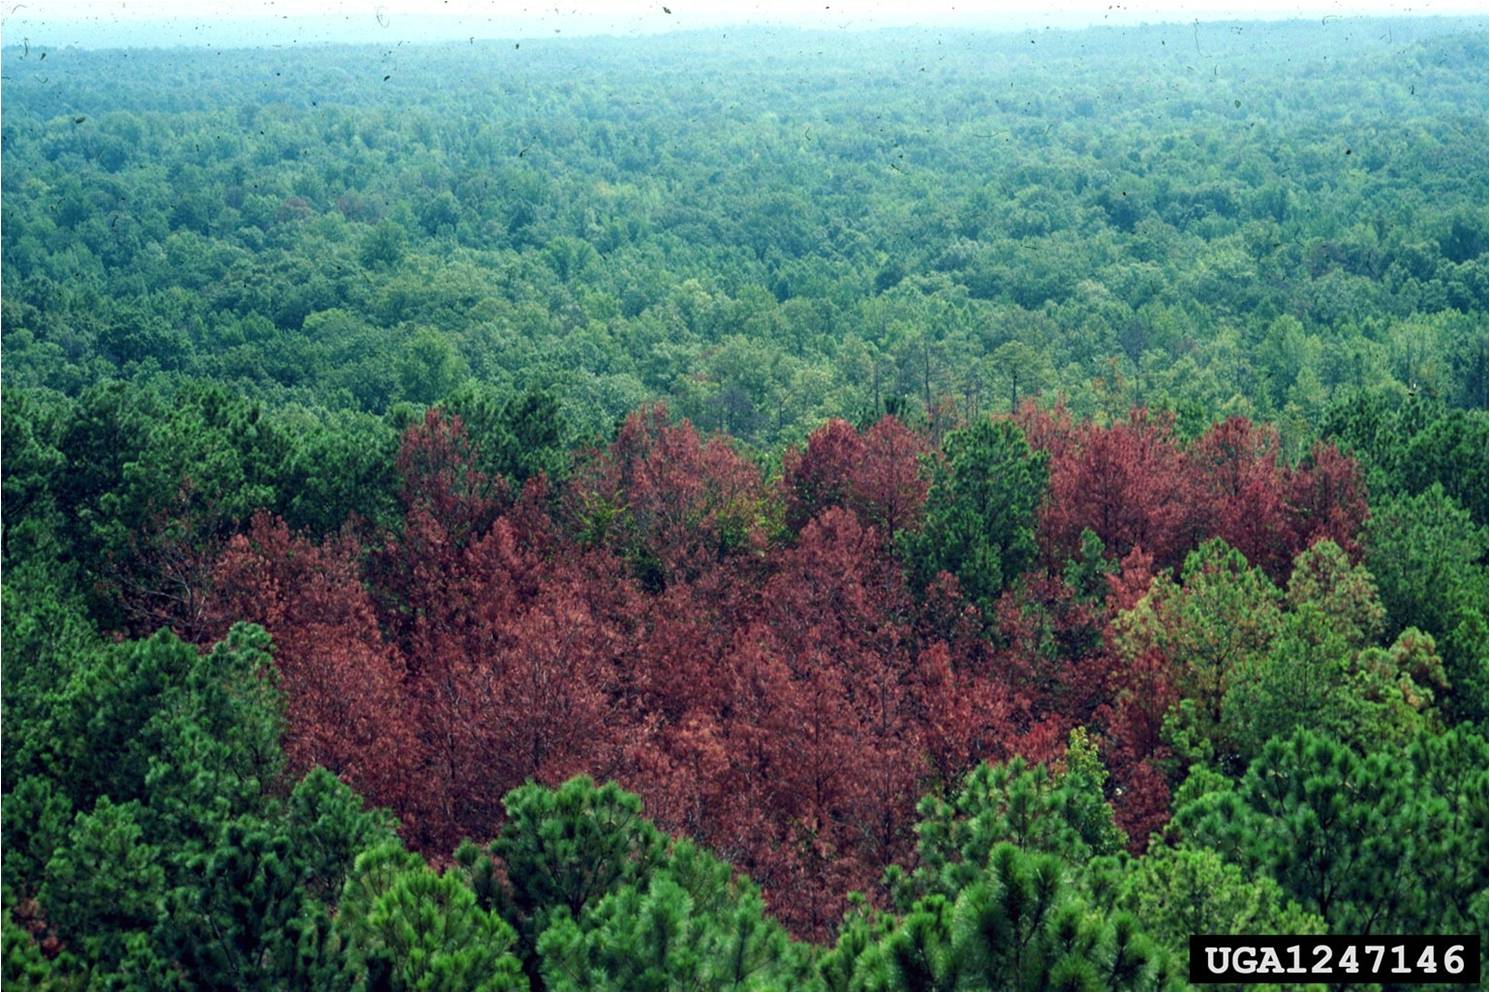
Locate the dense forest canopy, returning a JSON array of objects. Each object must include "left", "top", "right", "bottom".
[
  {"left": 4, "top": 19, "right": 1487, "bottom": 445},
  {"left": 2, "top": 15, "right": 1487, "bottom": 992}
]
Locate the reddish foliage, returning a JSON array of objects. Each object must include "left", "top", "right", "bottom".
[
  {"left": 1092, "top": 549, "right": 1180, "bottom": 846},
  {"left": 1037, "top": 408, "right": 1201, "bottom": 572},
  {"left": 619, "top": 508, "right": 935, "bottom": 935},
  {"left": 412, "top": 576, "right": 625, "bottom": 850},
  {"left": 1106, "top": 545, "right": 1157, "bottom": 614},
  {"left": 206, "top": 513, "right": 425, "bottom": 834},
  {"left": 371, "top": 410, "right": 510, "bottom": 662},
  {"left": 1286, "top": 440, "right": 1369, "bottom": 560},
  {"left": 1189, "top": 418, "right": 1368, "bottom": 581},
  {"left": 1028, "top": 408, "right": 1367, "bottom": 584},
  {"left": 782, "top": 419, "right": 863, "bottom": 532},
  {"left": 568, "top": 404, "right": 768, "bottom": 587},
  {"left": 993, "top": 573, "right": 1113, "bottom": 724},
  {"left": 383, "top": 490, "right": 635, "bottom": 850},
  {"left": 782, "top": 416, "right": 930, "bottom": 540},
  {"left": 11, "top": 897, "right": 64, "bottom": 959},
  {"left": 1012, "top": 399, "right": 1077, "bottom": 462},
  {"left": 856, "top": 416, "right": 932, "bottom": 541},
  {"left": 397, "top": 408, "right": 507, "bottom": 537},
  {"left": 199, "top": 401, "right": 1371, "bottom": 937},
  {"left": 1187, "top": 417, "right": 1293, "bottom": 578}
]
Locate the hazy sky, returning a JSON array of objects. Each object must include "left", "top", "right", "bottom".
[{"left": 4, "top": 0, "right": 1485, "bottom": 46}]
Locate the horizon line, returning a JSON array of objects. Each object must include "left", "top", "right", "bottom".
[{"left": 4, "top": 9, "right": 1486, "bottom": 52}]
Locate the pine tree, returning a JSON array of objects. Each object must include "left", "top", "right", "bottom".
[
  {"left": 491, "top": 777, "right": 671, "bottom": 981},
  {"left": 902, "top": 418, "right": 1047, "bottom": 617},
  {"left": 335, "top": 844, "right": 528, "bottom": 991},
  {"left": 838, "top": 844, "right": 1170, "bottom": 991},
  {"left": 1171, "top": 726, "right": 1488, "bottom": 935}
]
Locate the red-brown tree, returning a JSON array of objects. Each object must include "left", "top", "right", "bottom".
[{"left": 205, "top": 513, "right": 426, "bottom": 836}]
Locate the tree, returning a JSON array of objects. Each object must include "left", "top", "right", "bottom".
[
  {"left": 783, "top": 416, "right": 929, "bottom": 541},
  {"left": 1187, "top": 417, "right": 1296, "bottom": 580},
  {"left": 1103, "top": 843, "right": 1323, "bottom": 953},
  {"left": 1366, "top": 485, "right": 1488, "bottom": 726},
  {"left": 155, "top": 816, "right": 315, "bottom": 990},
  {"left": 1171, "top": 727, "right": 1487, "bottom": 936},
  {"left": 38, "top": 798, "right": 166, "bottom": 983},
  {"left": 358, "top": 220, "right": 405, "bottom": 269},
  {"left": 207, "top": 515, "right": 423, "bottom": 837},
  {"left": 1221, "top": 540, "right": 1445, "bottom": 762},
  {"left": 1113, "top": 539, "right": 1282, "bottom": 773},
  {"left": 782, "top": 419, "right": 865, "bottom": 533},
  {"left": 395, "top": 328, "right": 469, "bottom": 406},
  {"left": 855, "top": 416, "right": 932, "bottom": 542},
  {"left": 3, "top": 908, "right": 68, "bottom": 991},
  {"left": 49, "top": 381, "right": 291, "bottom": 638},
  {"left": 902, "top": 418, "right": 1047, "bottom": 616},
  {"left": 443, "top": 385, "right": 571, "bottom": 486},
  {"left": 335, "top": 844, "right": 528, "bottom": 991},
  {"left": 896, "top": 735, "right": 1126, "bottom": 910},
  {"left": 836, "top": 844, "right": 1171, "bottom": 991},
  {"left": 1322, "top": 389, "right": 1487, "bottom": 528},
  {"left": 567, "top": 404, "right": 767, "bottom": 589},
  {"left": 489, "top": 777, "right": 670, "bottom": 979},
  {"left": 537, "top": 867, "right": 805, "bottom": 991},
  {"left": 1032, "top": 407, "right": 1200, "bottom": 573}
]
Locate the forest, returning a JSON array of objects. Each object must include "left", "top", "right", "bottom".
[{"left": 1, "top": 14, "right": 1487, "bottom": 991}]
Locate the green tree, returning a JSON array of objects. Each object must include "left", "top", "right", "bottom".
[
  {"left": 538, "top": 871, "right": 801, "bottom": 991},
  {"left": 38, "top": 798, "right": 165, "bottom": 979},
  {"left": 336, "top": 844, "right": 528, "bottom": 991},
  {"left": 1366, "top": 485, "right": 1488, "bottom": 726},
  {"left": 1103, "top": 843, "right": 1323, "bottom": 953},
  {"left": 487, "top": 777, "right": 670, "bottom": 981},
  {"left": 902, "top": 418, "right": 1047, "bottom": 616},
  {"left": 359, "top": 220, "right": 406, "bottom": 269},
  {"left": 894, "top": 731, "right": 1125, "bottom": 909},
  {"left": 395, "top": 327, "right": 469, "bottom": 406},
  {"left": 1117, "top": 539, "right": 1283, "bottom": 771},
  {"left": 1172, "top": 727, "right": 1487, "bottom": 935},
  {"left": 837, "top": 845, "right": 1171, "bottom": 991}
]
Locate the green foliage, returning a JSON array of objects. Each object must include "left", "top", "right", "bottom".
[
  {"left": 1219, "top": 540, "right": 1445, "bottom": 760},
  {"left": 12, "top": 24, "right": 1478, "bottom": 447},
  {"left": 0, "top": 388, "right": 68, "bottom": 568},
  {"left": 359, "top": 220, "right": 406, "bottom": 270},
  {"left": 487, "top": 778, "right": 815, "bottom": 991},
  {"left": 1119, "top": 536, "right": 1452, "bottom": 773},
  {"left": 0, "top": 594, "right": 401, "bottom": 991},
  {"left": 902, "top": 418, "right": 1047, "bottom": 614},
  {"left": 2, "top": 909, "right": 66, "bottom": 991},
  {"left": 1366, "top": 485, "right": 1489, "bottom": 726},
  {"left": 156, "top": 816, "right": 312, "bottom": 989},
  {"left": 1323, "top": 389, "right": 1488, "bottom": 526},
  {"left": 1119, "top": 539, "right": 1284, "bottom": 771},
  {"left": 395, "top": 327, "right": 470, "bottom": 406},
  {"left": 486, "top": 777, "right": 670, "bottom": 979},
  {"left": 276, "top": 406, "right": 401, "bottom": 536},
  {"left": 538, "top": 872, "right": 799, "bottom": 991},
  {"left": 285, "top": 768, "right": 402, "bottom": 903},
  {"left": 442, "top": 384, "right": 571, "bottom": 485},
  {"left": 895, "top": 732, "right": 1125, "bottom": 910},
  {"left": 1171, "top": 726, "right": 1488, "bottom": 935},
  {"left": 38, "top": 798, "right": 165, "bottom": 972},
  {"left": 834, "top": 844, "right": 1171, "bottom": 991},
  {"left": 495, "top": 776, "right": 669, "bottom": 916},
  {"left": 335, "top": 847, "right": 528, "bottom": 991},
  {"left": 1062, "top": 528, "right": 1116, "bottom": 602},
  {"left": 1102, "top": 843, "right": 1324, "bottom": 952}
]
